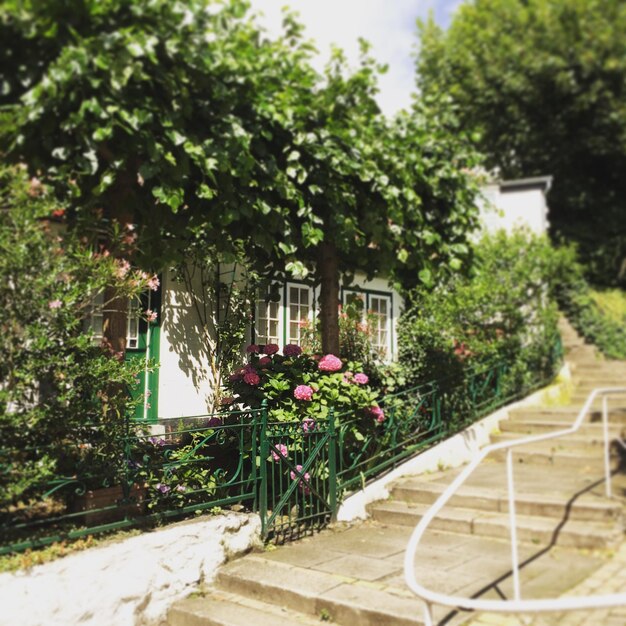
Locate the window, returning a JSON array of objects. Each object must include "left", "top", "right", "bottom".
[
  {"left": 369, "top": 295, "right": 391, "bottom": 358},
  {"left": 254, "top": 283, "right": 314, "bottom": 347},
  {"left": 341, "top": 289, "right": 393, "bottom": 360},
  {"left": 87, "top": 293, "right": 143, "bottom": 350},
  {"left": 287, "top": 284, "right": 311, "bottom": 345},
  {"left": 255, "top": 290, "right": 282, "bottom": 345}
]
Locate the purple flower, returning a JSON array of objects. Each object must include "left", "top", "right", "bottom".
[
  {"left": 353, "top": 373, "right": 369, "bottom": 385},
  {"left": 271, "top": 444, "right": 289, "bottom": 462},
  {"left": 263, "top": 343, "right": 280, "bottom": 355},
  {"left": 318, "top": 354, "right": 343, "bottom": 372},
  {"left": 283, "top": 344, "right": 303, "bottom": 357},
  {"left": 293, "top": 384, "right": 314, "bottom": 401},
  {"left": 246, "top": 344, "right": 260, "bottom": 354},
  {"left": 175, "top": 484, "right": 187, "bottom": 493},
  {"left": 258, "top": 356, "right": 272, "bottom": 367},
  {"left": 148, "top": 436, "right": 166, "bottom": 447},
  {"left": 208, "top": 417, "right": 222, "bottom": 427},
  {"left": 156, "top": 483, "right": 171, "bottom": 494}
]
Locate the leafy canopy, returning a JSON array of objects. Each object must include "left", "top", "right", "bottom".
[{"left": 416, "top": 0, "right": 626, "bottom": 284}]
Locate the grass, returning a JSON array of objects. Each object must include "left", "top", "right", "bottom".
[{"left": 590, "top": 288, "right": 626, "bottom": 324}]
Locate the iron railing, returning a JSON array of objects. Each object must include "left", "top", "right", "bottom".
[
  {"left": 1, "top": 357, "right": 559, "bottom": 554},
  {"left": 404, "top": 387, "right": 626, "bottom": 626}
]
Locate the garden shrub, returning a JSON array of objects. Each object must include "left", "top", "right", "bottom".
[
  {"left": 0, "top": 166, "right": 156, "bottom": 519},
  {"left": 397, "top": 230, "right": 563, "bottom": 406},
  {"left": 550, "top": 246, "right": 626, "bottom": 359}
]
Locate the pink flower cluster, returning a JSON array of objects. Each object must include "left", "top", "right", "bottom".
[
  {"left": 370, "top": 406, "right": 385, "bottom": 423},
  {"left": 230, "top": 364, "right": 261, "bottom": 386},
  {"left": 271, "top": 443, "right": 289, "bottom": 462},
  {"left": 302, "top": 417, "right": 316, "bottom": 433},
  {"left": 258, "top": 356, "right": 272, "bottom": 367},
  {"left": 283, "top": 344, "right": 302, "bottom": 357},
  {"left": 264, "top": 343, "right": 279, "bottom": 355},
  {"left": 318, "top": 354, "right": 342, "bottom": 372},
  {"left": 293, "top": 384, "right": 314, "bottom": 401},
  {"left": 290, "top": 464, "right": 311, "bottom": 493},
  {"left": 353, "top": 373, "right": 369, "bottom": 385}
]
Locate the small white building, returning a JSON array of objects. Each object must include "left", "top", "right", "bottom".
[{"left": 479, "top": 176, "right": 552, "bottom": 236}]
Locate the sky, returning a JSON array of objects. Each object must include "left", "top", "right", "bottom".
[{"left": 248, "top": 0, "right": 465, "bottom": 116}]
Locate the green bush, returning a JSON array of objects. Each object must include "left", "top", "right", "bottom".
[
  {"left": 0, "top": 166, "right": 155, "bottom": 515},
  {"left": 397, "top": 230, "right": 562, "bottom": 400},
  {"left": 551, "top": 246, "right": 626, "bottom": 359}
]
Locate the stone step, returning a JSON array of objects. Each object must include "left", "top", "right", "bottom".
[
  {"left": 568, "top": 393, "right": 626, "bottom": 409},
  {"left": 491, "top": 430, "right": 622, "bottom": 451},
  {"left": 368, "top": 501, "right": 622, "bottom": 550},
  {"left": 506, "top": 407, "right": 626, "bottom": 422},
  {"left": 389, "top": 480, "right": 621, "bottom": 523},
  {"left": 214, "top": 556, "right": 425, "bottom": 626},
  {"left": 499, "top": 419, "right": 625, "bottom": 437},
  {"left": 168, "top": 590, "right": 327, "bottom": 626},
  {"left": 489, "top": 444, "right": 621, "bottom": 471}
]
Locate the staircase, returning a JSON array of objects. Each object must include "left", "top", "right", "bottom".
[{"left": 168, "top": 319, "right": 626, "bottom": 626}]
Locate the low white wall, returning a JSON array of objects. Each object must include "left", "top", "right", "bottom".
[
  {"left": 337, "top": 363, "right": 572, "bottom": 521},
  {"left": 0, "top": 513, "right": 261, "bottom": 626}
]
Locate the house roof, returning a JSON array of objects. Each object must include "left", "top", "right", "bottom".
[{"left": 498, "top": 176, "right": 553, "bottom": 193}]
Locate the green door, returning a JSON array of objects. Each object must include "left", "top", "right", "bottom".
[{"left": 126, "top": 287, "right": 161, "bottom": 423}]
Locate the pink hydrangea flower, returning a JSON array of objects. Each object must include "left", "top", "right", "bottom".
[
  {"left": 228, "top": 368, "right": 245, "bottom": 382},
  {"left": 258, "top": 356, "right": 272, "bottom": 367},
  {"left": 271, "top": 444, "right": 289, "bottom": 462},
  {"left": 48, "top": 299, "right": 62, "bottom": 309},
  {"left": 246, "top": 344, "right": 260, "bottom": 354},
  {"left": 290, "top": 464, "right": 311, "bottom": 493},
  {"left": 263, "top": 343, "right": 279, "bottom": 355},
  {"left": 370, "top": 406, "right": 385, "bottom": 423},
  {"left": 283, "top": 344, "right": 303, "bottom": 357},
  {"left": 318, "top": 354, "right": 343, "bottom": 372},
  {"left": 220, "top": 396, "right": 235, "bottom": 405},
  {"left": 353, "top": 373, "right": 369, "bottom": 385},
  {"left": 302, "top": 417, "right": 316, "bottom": 433},
  {"left": 293, "top": 384, "right": 314, "bottom": 401},
  {"left": 243, "top": 370, "right": 260, "bottom": 386},
  {"left": 342, "top": 371, "right": 353, "bottom": 383}
]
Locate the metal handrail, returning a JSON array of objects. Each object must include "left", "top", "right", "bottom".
[{"left": 404, "top": 387, "right": 626, "bottom": 626}]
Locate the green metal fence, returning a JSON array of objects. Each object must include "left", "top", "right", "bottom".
[{"left": 0, "top": 358, "right": 559, "bottom": 554}]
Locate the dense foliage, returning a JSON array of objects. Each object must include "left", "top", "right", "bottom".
[
  {"left": 397, "top": 230, "right": 562, "bottom": 397},
  {"left": 1, "top": 0, "right": 482, "bottom": 355},
  {"left": 0, "top": 165, "right": 154, "bottom": 513},
  {"left": 551, "top": 247, "right": 626, "bottom": 359},
  {"left": 417, "top": 0, "right": 626, "bottom": 284}
]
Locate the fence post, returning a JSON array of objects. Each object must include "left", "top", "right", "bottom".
[
  {"left": 328, "top": 407, "right": 338, "bottom": 522},
  {"left": 259, "top": 400, "right": 269, "bottom": 538}
]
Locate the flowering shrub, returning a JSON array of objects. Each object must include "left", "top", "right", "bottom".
[
  {"left": 0, "top": 165, "right": 156, "bottom": 511},
  {"left": 224, "top": 345, "right": 382, "bottom": 427}
]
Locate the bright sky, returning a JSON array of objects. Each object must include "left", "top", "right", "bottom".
[{"left": 249, "top": 0, "right": 465, "bottom": 116}]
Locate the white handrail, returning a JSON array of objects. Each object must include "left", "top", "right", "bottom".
[{"left": 404, "top": 387, "right": 626, "bottom": 626}]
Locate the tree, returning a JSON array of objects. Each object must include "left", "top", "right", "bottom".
[
  {"left": 1, "top": 0, "right": 481, "bottom": 364},
  {"left": 416, "top": 0, "right": 626, "bottom": 284}
]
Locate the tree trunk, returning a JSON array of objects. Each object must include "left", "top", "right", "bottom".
[{"left": 318, "top": 242, "right": 340, "bottom": 355}]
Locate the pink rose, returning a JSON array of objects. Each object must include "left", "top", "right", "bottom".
[
  {"left": 353, "top": 373, "right": 369, "bottom": 385},
  {"left": 283, "top": 344, "right": 303, "bottom": 357},
  {"left": 294, "top": 385, "right": 314, "bottom": 401},
  {"left": 263, "top": 343, "right": 279, "bottom": 355},
  {"left": 318, "top": 354, "right": 343, "bottom": 372}
]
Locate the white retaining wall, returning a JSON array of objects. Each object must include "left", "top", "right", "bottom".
[{"left": 0, "top": 513, "right": 261, "bottom": 626}]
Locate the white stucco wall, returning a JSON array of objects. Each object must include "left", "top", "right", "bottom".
[
  {"left": 0, "top": 513, "right": 261, "bottom": 626},
  {"left": 479, "top": 180, "right": 550, "bottom": 236},
  {"left": 158, "top": 268, "right": 218, "bottom": 419}
]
